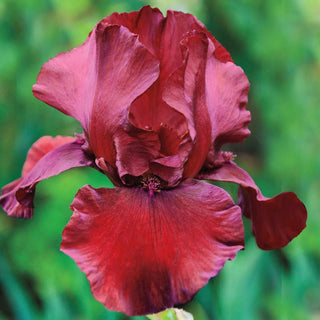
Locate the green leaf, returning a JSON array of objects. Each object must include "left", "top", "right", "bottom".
[
  {"left": 147, "top": 308, "right": 193, "bottom": 320},
  {"left": 0, "top": 253, "right": 38, "bottom": 320}
]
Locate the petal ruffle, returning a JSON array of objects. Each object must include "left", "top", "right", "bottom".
[
  {"left": 61, "top": 180, "right": 244, "bottom": 316},
  {"left": 198, "top": 161, "right": 307, "bottom": 250},
  {"left": 0, "top": 137, "right": 93, "bottom": 218},
  {"left": 33, "top": 22, "right": 159, "bottom": 166}
]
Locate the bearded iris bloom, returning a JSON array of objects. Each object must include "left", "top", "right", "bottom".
[{"left": 0, "top": 6, "right": 307, "bottom": 316}]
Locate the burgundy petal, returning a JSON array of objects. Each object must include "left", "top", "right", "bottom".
[
  {"left": 61, "top": 180, "right": 244, "bottom": 316},
  {"left": 198, "top": 161, "right": 307, "bottom": 250},
  {"left": 104, "top": 6, "right": 232, "bottom": 66},
  {"left": 33, "top": 22, "right": 159, "bottom": 167},
  {"left": 113, "top": 126, "right": 189, "bottom": 186},
  {"left": 0, "top": 137, "right": 93, "bottom": 218},
  {"left": 163, "top": 32, "right": 212, "bottom": 178},
  {"left": 114, "top": 128, "right": 160, "bottom": 178},
  {"left": 108, "top": 7, "right": 237, "bottom": 180},
  {"left": 89, "top": 24, "right": 159, "bottom": 166},
  {"left": 103, "top": 6, "right": 164, "bottom": 57},
  {"left": 21, "top": 135, "right": 75, "bottom": 176},
  {"left": 32, "top": 36, "right": 97, "bottom": 130},
  {"left": 205, "top": 42, "right": 251, "bottom": 151},
  {"left": 150, "top": 155, "right": 184, "bottom": 186},
  {"left": 127, "top": 8, "right": 206, "bottom": 133}
]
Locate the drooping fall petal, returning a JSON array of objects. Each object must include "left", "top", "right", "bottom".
[
  {"left": 21, "top": 136, "right": 75, "bottom": 176},
  {"left": 198, "top": 161, "right": 307, "bottom": 250},
  {"left": 0, "top": 137, "right": 93, "bottom": 218},
  {"left": 61, "top": 179, "right": 244, "bottom": 316}
]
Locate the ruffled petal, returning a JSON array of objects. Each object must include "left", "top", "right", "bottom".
[
  {"left": 113, "top": 126, "right": 189, "bottom": 186},
  {"left": 61, "top": 180, "right": 244, "bottom": 316},
  {"left": 198, "top": 161, "right": 307, "bottom": 250},
  {"left": 205, "top": 42, "right": 251, "bottom": 151},
  {"left": 0, "top": 137, "right": 93, "bottom": 218}
]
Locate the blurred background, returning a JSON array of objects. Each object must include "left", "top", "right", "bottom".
[{"left": 0, "top": 0, "right": 319, "bottom": 319}]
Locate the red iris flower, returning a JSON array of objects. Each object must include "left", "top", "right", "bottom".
[{"left": 0, "top": 6, "right": 307, "bottom": 316}]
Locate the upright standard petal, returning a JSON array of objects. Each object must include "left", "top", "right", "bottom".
[
  {"left": 33, "top": 21, "right": 159, "bottom": 166},
  {"left": 205, "top": 42, "right": 251, "bottom": 152},
  {"left": 89, "top": 24, "right": 159, "bottom": 165},
  {"left": 127, "top": 8, "right": 208, "bottom": 132},
  {"left": 0, "top": 137, "right": 93, "bottom": 218},
  {"left": 198, "top": 161, "right": 307, "bottom": 250},
  {"left": 61, "top": 180, "right": 244, "bottom": 316},
  {"left": 32, "top": 35, "right": 97, "bottom": 130},
  {"left": 163, "top": 32, "right": 212, "bottom": 178},
  {"left": 103, "top": 5, "right": 164, "bottom": 58},
  {"left": 104, "top": 6, "right": 233, "bottom": 67}
]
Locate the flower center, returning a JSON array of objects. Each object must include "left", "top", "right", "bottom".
[{"left": 141, "top": 175, "right": 161, "bottom": 196}]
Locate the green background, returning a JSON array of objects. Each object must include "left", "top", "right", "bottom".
[{"left": 0, "top": 0, "right": 319, "bottom": 319}]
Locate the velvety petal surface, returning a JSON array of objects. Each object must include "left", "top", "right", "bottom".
[
  {"left": 0, "top": 137, "right": 93, "bottom": 218},
  {"left": 198, "top": 161, "right": 307, "bottom": 250},
  {"left": 61, "top": 180, "right": 244, "bottom": 316}
]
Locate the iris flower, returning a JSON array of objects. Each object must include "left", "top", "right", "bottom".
[{"left": 0, "top": 6, "right": 307, "bottom": 316}]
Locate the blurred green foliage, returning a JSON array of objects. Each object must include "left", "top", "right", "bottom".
[{"left": 0, "top": 0, "right": 319, "bottom": 319}]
